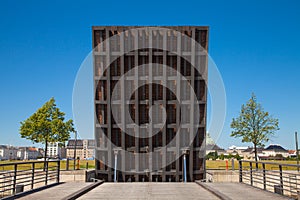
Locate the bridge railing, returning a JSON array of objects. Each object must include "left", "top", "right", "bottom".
[
  {"left": 239, "top": 160, "right": 300, "bottom": 199},
  {"left": 0, "top": 160, "right": 60, "bottom": 198}
]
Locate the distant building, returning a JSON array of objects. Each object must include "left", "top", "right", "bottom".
[
  {"left": 0, "top": 145, "right": 18, "bottom": 160},
  {"left": 205, "top": 133, "right": 226, "bottom": 156},
  {"left": 206, "top": 144, "right": 226, "bottom": 156},
  {"left": 288, "top": 150, "right": 297, "bottom": 158},
  {"left": 38, "top": 148, "right": 45, "bottom": 158},
  {"left": 60, "top": 147, "right": 67, "bottom": 159},
  {"left": 46, "top": 142, "right": 63, "bottom": 158},
  {"left": 66, "top": 139, "right": 95, "bottom": 160},
  {"left": 261, "top": 144, "right": 289, "bottom": 158},
  {"left": 227, "top": 145, "right": 248, "bottom": 155},
  {"left": 17, "top": 147, "right": 42, "bottom": 160},
  {"left": 241, "top": 147, "right": 264, "bottom": 160}
]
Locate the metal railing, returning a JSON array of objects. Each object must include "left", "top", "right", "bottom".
[
  {"left": 0, "top": 160, "right": 60, "bottom": 198},
  {"left": 239, "top": 160, "right": 300, "bottom": 199}
]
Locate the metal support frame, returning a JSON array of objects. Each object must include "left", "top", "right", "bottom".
[
  {"left": 239, "top": 160, "right": 243, "bottom": 183},
  {"left": 250, "top": 162, "right": 253, "bottom": 186},
  {"left": 31, "top": 162, "right": 35, "bottom": 189},
  {"left": 93, "top": 26, "right": 208, "bottom": 182},
  {"left": 262, "top": 163, "right": 266, "bottom": 190}
]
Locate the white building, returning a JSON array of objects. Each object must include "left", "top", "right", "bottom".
[
  {"left": 17, "top": 147, "right": 42, "bottom": 160},
  {"left": 66, "top": 139, "right": 95, "bottom": 160},
  {"left": 46, "top": 142, "right": 62, "bottom": 158},
  {"left": 227, "top": 145, "right": 248, "bottom": 155},
  {"left": 0, "top": 145, "right": 18, "bottom": 160},
  {"left": 261, "top": 144, "right": 289, "bottom": 158}
]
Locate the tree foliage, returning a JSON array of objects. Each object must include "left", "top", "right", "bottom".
[
  {"left": 230, "top": 94, "right": 279, "bottom": 162},
  {"left": 206, "top": 151, "right": 218, "bottom": 160},
  {"left": 19, "top": 98, "right": 75, "bottom": 159}
]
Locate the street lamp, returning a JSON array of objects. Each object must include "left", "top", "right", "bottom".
[
  {"left": 73, "top": 131, "right": 77, "bottom": 170},
  {"left": 295, "top": 132, "right": 299, "bottom": 172}
]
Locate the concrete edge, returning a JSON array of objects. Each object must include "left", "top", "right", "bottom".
[
  {"left": 62, "top": 181, "right": 104, "bottom": 200},
  {"left": 239, "top": 182, "right": 294, "bottom": 200},
  {"left": 3, "top": 182, "right": 63, "bottom": 200},
  {"left": 195, "top": 181, "right": 232, "bottom": 200}
]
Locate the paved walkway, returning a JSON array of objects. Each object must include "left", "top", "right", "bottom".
[
  {"left": 78, "top": 183, "right": 220, "bottom": 200},
  {"left": 14, "top": 182, "right": 294, "bottom": 200},
  {"left": 199, "top": 182, "right": 292, "bottom": 200},
  {"left": 16, "top": 182, "right": 93, "bottom": 200}
]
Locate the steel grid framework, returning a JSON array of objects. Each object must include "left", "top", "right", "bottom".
[{"left": 93, "top": 26, "right": 208, "bottom": 182}]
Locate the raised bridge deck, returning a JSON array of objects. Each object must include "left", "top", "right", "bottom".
[{"left": 12, "top": 182, "right": 292, "bottom": 200}]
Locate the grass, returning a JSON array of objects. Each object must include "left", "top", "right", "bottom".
[
  {"left": 0, "top": 160, "right": 95, "bottom": 171},
  {"left": 206, "top": 160, "right": 299, "bottom": 170},
  {"left": 1, "top": 160, "right": 298, "bottom": 171}
]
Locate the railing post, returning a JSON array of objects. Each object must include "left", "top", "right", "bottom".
[
  {"left": 263, "top": 163, "right": 266, "bottom": 190},
  {"left": 31, "top": 162, "right": 35, "bottom": 189},
  {"left": 239, "top": 160, "right": 243, "bottom": 183},
  {"left": 279, "top": 165, "right": 284, "bottom": 195},
  {"left": 13, "top": 164, "right": 17, "bottom": 195},
  {"left": 45, "top": 161, "right": 48, "bottom": 185},
  {"left": 250, "top": 162, "right": 253, "bottom": 186},
  {"left": 57, "top": 160, "right": 60, "bottom": 183},
  {"left": 66, "top": 158, "right": 69, "bottom": 171}
]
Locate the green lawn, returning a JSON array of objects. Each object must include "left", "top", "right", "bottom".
[
  {"left": 1, "top": 160, "right": 297, "bottom": 171},
  {"left": 206, "top": 160, "right": 299, "bottom": 170},
  {"left": 0, "top": 160, "right": 95, "bottom": 171}
]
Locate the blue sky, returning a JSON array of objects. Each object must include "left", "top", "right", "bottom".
[{"left": 0, "top": 0, "right": 299, "bottom": 149}]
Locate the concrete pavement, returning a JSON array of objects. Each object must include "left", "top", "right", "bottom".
[{"left": 78, "top": 183, "right": 220, "bottom": 200}]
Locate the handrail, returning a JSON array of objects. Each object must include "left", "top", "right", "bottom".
[
  {"left": 0, "top": 160, "right": 59, "bottom": 167},
  {"left": 239, "top": 160, "right": 300, "bottom": 199},
  {"left": 240, "top": 160, "right": 300, "bottom": 168},
  {"left": 0, "top": 160, "right": 60, "bottom": 198}
]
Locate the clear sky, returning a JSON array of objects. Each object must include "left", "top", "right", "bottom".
[{"left": 0, "top": 0, "right": 299, "bottom": 150}]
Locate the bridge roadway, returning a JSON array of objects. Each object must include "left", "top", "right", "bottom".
[{"left": 15, "top": 182, "right": 292, "bottom": 200}]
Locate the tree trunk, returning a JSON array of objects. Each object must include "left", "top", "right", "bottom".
[
  {"left": 44, "top": 140, "right": 48, "bottom": 171},
  {"left": 254, "top": 143, "right": 258, "bottom": 169}
]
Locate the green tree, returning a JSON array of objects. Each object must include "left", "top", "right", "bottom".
[
  {"left": 219, "top": 154, "right": 225, "bottom": 160},
  {"left": 231, "top": 94, "right": 279, "bottom": 164},
  {"left": 20, "top": 98, "right": 75, "bottom": 165},
  {"left": 234, "top": 153, "right": 242, "bottom": 160},
  {"left": 206, "top": 151, "right": 218, "bottom": 160}
]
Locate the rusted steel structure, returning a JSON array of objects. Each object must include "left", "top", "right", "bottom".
[{"left": 93, "top": 26, "right": 208, "bottom": 182}]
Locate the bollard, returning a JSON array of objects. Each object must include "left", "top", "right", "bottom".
[
  {"left": 183, "top": 154, "right": 187, "bottom": 182},
  {"left": 231, "top": 159, "right": 235, "bottom": 171},
  {"left": 86, "top": 162, "right": 89, "bottom": 170},
  {"left": 15, "top": 185, "right": 24, "bottom": 194},
  {"left": 226, "top": 160, "right": 228, "bottom": 170},
  {"left": 239, "top": 160, "right": 243, "bottom": 183},
  {"left": 76, "top": 158, "right": 80, "bottom": 170},
  {"left": 274, "top": 184, "right": 283, "bottom": 195}
]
